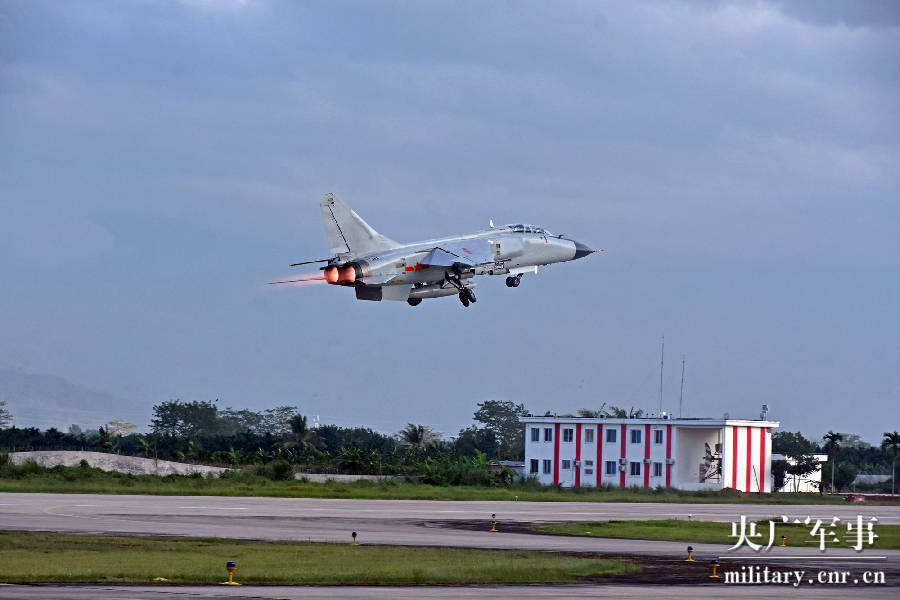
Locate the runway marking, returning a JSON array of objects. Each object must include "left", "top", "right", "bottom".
[
  {"left": 718, "top": 556, "right": 887, "bottom": 560},
  {"left": 178, "top": 506, "right": 248, "bottom": 510}
]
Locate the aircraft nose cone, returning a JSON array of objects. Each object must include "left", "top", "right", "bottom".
[{"left": 570, "top": 239, "right": 595, "bottom": 260}]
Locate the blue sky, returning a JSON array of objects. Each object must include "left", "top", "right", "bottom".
[{"left": 1, "top": 0, "right": 897, "bottom": 442}]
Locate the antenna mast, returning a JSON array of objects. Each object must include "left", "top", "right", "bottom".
[
  {"left": 679, "top": 356, "right": 686, "bottom": 418},
  {"left": 658, "top": 336, "right": 664, "bottom": 413}
]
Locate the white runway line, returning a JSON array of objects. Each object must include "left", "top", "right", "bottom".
[{"left": 178, "top": 506, "right": 247, "bottom": 510}]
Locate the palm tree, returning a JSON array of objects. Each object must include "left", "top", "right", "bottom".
[
  {"left": 882, "top": 431, "right": 900, "bottom": 495},
  {"left": 577, "top": 403, "right": 609, "bottom": 418},
  {"left": 396, "top": 423, "right": 439, "bottom": 452},
  {"left": 282, "top": 414, "right": 323, "bottom": 455},
  {"left": 137, "top": 437, "right": 153, "bottom": 458},
  {"left": 822, "top": 431, "right": 844, "bottom": 493}
]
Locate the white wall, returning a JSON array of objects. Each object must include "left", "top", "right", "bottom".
[
  {"left": 524, "top": 424, "right": 555, "bottom": 485},
  {"left": 722, "top": 425, "right": 772, "bottom": 492}
]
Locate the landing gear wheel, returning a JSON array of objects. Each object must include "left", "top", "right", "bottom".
[
  {"left": 512, "top": 275, "right": 521, "bottom": 287},
  {"left": 465, "top": 287, "right": 476, "bottom": 303},
  {"left": 459, "top": 292, "right": 470, "bottom": 307},
  {"left": 505, "top": 277, "right": 515, "bottom": 287},
  {"left": 407, "top": 298, "right": 422, "bottom": 307}
]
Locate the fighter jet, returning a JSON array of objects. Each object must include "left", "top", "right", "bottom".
[{"left": 273, "top": 193, "right": 600, "bottom": 307}]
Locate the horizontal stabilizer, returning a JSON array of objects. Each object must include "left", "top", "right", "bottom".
[{"left": 290, "top": 258, "right": 333, "bottom": 267}]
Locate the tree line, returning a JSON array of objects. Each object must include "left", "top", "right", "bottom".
[
  {"left": 0, "top": 399, "right": 529, "bottom": 484},
  {"left": 772, "top": 429, "right": 900, "bottom": 494}
]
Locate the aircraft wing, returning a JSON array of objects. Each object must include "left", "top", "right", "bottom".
[{"left": 423, "top": 239, "right": 495, "bottom": 268}]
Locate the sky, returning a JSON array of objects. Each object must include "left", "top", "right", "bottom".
[{"left": 1, "top": 0, "right": 898, "bottom": 443}]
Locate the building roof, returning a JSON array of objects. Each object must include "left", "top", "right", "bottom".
[{"left": 520, "top": 415, "right": 780, "bottom": 428}]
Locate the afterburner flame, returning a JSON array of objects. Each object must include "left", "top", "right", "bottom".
[
  {"left": 268, "top": 272, "right": 326, "bottom": 287},
  {"left": 339, "top": 265, "right": 357, "bottom": 284},
  {"left": 323, "top": 265, "right": 339, "bottom": 284}
]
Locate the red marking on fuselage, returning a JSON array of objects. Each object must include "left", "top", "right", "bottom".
[
  {"left": 462, "top": 247, "right": 473, "bottom": 254},
  {"left": 404, "top": 262, "right": 430, "bottom": 272}
]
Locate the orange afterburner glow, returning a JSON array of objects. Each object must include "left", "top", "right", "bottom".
[
  {"left": 323, "top": 265, "right": 339, "bottom": 284},
  {"left": 339, "top": 265, "right": 357, "bottom": 284}
]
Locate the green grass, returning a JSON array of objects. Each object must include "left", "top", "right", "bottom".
[
  {"left": 534, "top": 519, "right": 900, "bottom": 550},
  {"left": 0, "top": 461, "right": 855, "bottom": 504},
  {"left": 0, "top": 531, "right": 636, "bottom": 584}
]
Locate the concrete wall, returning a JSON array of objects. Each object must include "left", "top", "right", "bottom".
[
  {"left": 295, "top": 473, "right": 402, "bottom": 483},
  {"left": 9, "top": 450, "right": 229, "bottom": 477},
  {"left": 9, "top": 451, "right": 404, "bottom": 483}
]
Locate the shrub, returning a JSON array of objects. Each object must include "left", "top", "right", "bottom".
[{"left": 264, "top": 459, "right": 294, "bottom": 481}]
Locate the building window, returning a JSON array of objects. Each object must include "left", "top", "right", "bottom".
[
  {"left": 605, "top": 461, "right": 617, "bottom": 475},
  {"left": 630, "top": 429, "right": 642, "bottom": 444},
  {"left": 542, "top": 459, "right": 551, "bottom": 474},
  {"left": 585, "top": 469, "right": 593, "bottom": 475},
  {"left": 606, "top": 429, "right": 617, "bottom": 443},
  {"left": 563, "top": 428, "right": 574, "bottom": 443},
  {"left": 531, "top": 428, "right": 540, "bottom": 442},
  {"left": 544, "top": 428, "right": 553, "bottom": 442},
  {"left": 530, "top": 459, "right": 539, "bottom": 474},
  {"left": 584, "top": 428, "right": 594, "bottom": 443},
  {"left": 562, "top": 460, "right": 571, "bottom": 470},
  {"left": 585, "top": 460, "right": 593, "bottom": 467},
  {"left": 629, "top": 462, "right": 641, "bottom": 476},
  {"left": 654, "top": 429, "right": 664, "bottom": 444},
  {"left": 652, "top": 462, "right": 663, "bottom": 477}
]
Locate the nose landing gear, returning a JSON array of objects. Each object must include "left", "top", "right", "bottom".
[{"left": 505, "top": 274, "right": 522, "bottom": 288}]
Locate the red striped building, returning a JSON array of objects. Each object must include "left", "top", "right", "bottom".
[{"left": 520, "top": 416, "right": 779, "bottom": 492}]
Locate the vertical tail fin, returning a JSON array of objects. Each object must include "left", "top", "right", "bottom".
[{"left": 320, "top": 193, "right": 398, "bottom": 258}]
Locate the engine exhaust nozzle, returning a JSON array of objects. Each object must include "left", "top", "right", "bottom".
[
  {"left": 339, "top": 264, "right": 358, "bottom": 284},
  {"left": 323, "top": 265, "right": 339, "bottom": 284}
]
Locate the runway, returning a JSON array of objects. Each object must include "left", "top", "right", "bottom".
[
  {"left": 1, "top": 493, "right": 896, "bottom": 558},
  {"left": 1, "top": 493, "right": 896, "bottom": 597}
]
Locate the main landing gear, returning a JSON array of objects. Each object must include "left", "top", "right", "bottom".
[
  {"left": 407, "top": 298, "right": 422, "bottom": 307},
  {"left": 458, "top": 287, "right": 476, "bottom": 307},
  {"left": 505, "top": 274, "right": 522, "bottom": 288}
]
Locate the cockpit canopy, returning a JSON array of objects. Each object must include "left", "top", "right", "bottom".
[{"left": 507, "top": 223, "right": 552, "bottom": 235}]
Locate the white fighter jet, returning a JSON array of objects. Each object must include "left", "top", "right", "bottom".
[{"left": 273, "top": 194, "right": 600, "bottom": 307}]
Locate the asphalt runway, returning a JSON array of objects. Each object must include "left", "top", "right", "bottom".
[
  {"left": 1, "top": 493, "right": 896, "bottom": 597},
  {"left": 1, "top": 493, "right": 897, "bottom": 559}
]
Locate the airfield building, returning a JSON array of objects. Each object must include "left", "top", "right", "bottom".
[{"left": 520, "top": 415, "right": 780, "bottom": 492}]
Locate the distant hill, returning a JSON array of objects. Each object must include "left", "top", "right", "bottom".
[{"left": 0, "top": 368, "right": 150, "bottom": 431}]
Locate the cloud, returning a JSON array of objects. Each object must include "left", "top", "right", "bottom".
[{"left": 0, "top": 0, "right": 897, "bottom": 442}]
